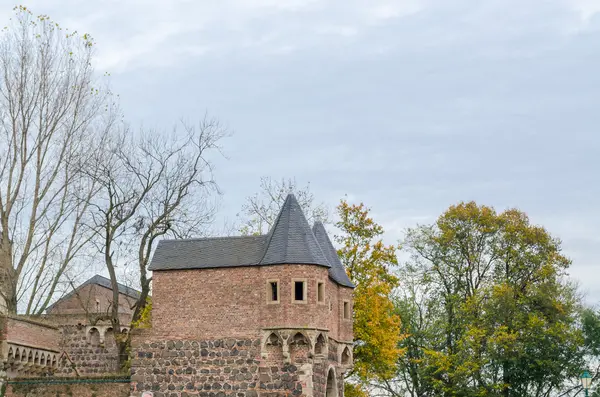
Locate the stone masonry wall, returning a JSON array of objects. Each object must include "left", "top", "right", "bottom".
[
  {"left": 56, "top": 324, "right": 120, "bottom": 376},
  {"left": 6, "top": 380, "right": 130, "bottom": 397},
  {"left": 131, "top": 328, "right": 352, "bottom": 397},
  {"left": 132, "top": 335, "right": 307, "bottom": 397}
]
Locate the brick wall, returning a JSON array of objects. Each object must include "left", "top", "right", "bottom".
[
  {"left": 47, "top": 284, "right": 136, "bottom": 317},
  {"left": 6, "top": 316, "right": 59, "bottom": 351},
  {"left": 152, "top": 265, "right": 353, "bottom": 342}
]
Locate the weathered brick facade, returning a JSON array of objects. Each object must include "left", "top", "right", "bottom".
[
  {"left": 132, "top": 194, "right": 355, "bottom": 397},
  {"left": 0, "top": 193, "right": 354, "bottom": 397},
  {"left": 131, "top": 264, "right": 353, "bottom": 397},
  {"left": 151, "top": 265, "right": 352, "bottom": 342}
]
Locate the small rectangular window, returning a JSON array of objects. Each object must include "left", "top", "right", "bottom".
[
  {"left": 294, "top": 281, "right": 305, "bottom": 301},
  {"left": 343, "top": 301, "right": 350, "bottom": 319},
  {"left": 317, "top": 282, "right": 325, "bottom": 303},
  {"left": 267, "top": 280, "right": 279, "bottom": 304}
]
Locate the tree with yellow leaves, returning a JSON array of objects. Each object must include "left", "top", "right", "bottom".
[{"left": 335, "top": 200, "right": 405, "bottom": 393}]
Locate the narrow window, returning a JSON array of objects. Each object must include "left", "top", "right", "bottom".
[
  {"left": 343, "top": 301, "right": 350, "bottom": 319},
  {"left": 317, "top": 282, "right": 325, "bottom": 303},
  {"left": 267, "top": 280, "right": 279, "bottom": 303},
  {"left": 270, "top": 282, "right": 278, "bottom": 302},
  {"left": 294, "top": 281, "right": 305, "bottom": 302}
]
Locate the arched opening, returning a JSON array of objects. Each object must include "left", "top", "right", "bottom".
[
  {"left": 14, "top": 348, "right": 20, "bottom": 361},
  {"left": 266, "top": 332, "right": 281, "bottom": 346},
  {"left": 40, "top": 353, "right": 46, "bottom": 366},
  {"left": 290, "top": 332, "right": 310, "bottom": 363},
  {"left": 34, "top": 352, "right": 39, "bottom": 365},
  {"left": 291, "top": 332, "right": 308, "bottom": 346},
  {"left": 8, "top": 347, "right": 13, "bottom": 360},
  {"left": 265, "top": 332, "right": 283, "bottom": 361},
  {"left": 52, "top": 355, "right": 57, "bottom": 367},
  {"left": 89, "top": 327, "right": 100, "bottom": 346},
  {"left": 21, "top": 349, "right": 28, "bottom": 362},
  {"left": 27, "top": 350, "right": 33, "bottom": 363},
  {"left": 315, "top": 334, "right": 326, "bottom": 355},
  {"left": 326, "top": 367, "right": 338, "bottom": 397},
  {"left": 105, "top": 328, "right": 115, "bottom": 348},
  {"left": 341, "top": 346, "right": 351, "bottom": 365}
]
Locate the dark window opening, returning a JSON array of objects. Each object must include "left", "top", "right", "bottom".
[
  {"left": 294, "top": 281, "right": 305, "bottom": 301},
  {"left": 318, "top": 282, "right": 325, "bottom": 302},
  {"left": 343, "top": 302, "right": 350, "bottom": 319},
  {"left": 270, "top": 282, "right": 278, "bottom": 301}
]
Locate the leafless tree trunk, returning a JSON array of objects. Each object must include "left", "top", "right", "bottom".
[
  {"left": 0, "top": 6, "right": 114, "bottom": 314},
  {"left": 87, "top": 118, "right": 227, "bottom": 370},
  {"left": 238, "top": 177, "right": 329, "bottom": 235}
]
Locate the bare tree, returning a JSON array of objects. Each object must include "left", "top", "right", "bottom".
[
  {"left": 87, "top": 118, "right": 227, "bottom": 369},
  {"left": 0, "top": 6, "right": 114, "bottom": 314},
  {"left": 238, "top": 177, "right": 329, "bottom": 235}
]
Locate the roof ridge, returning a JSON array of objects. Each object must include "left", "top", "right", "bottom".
[
  {"left": 161, "top": 235, "right": 266, "bottom": 243},
  {"left": 257, "top": 194, "right": 293, "bottom": 264},
  {"left": 312, "top": 221, "right": 355, "bottom": 288}
]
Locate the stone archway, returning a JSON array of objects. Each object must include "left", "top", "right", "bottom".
[{"left": 326, "top": 367, "right": 338, "bottom": 397}]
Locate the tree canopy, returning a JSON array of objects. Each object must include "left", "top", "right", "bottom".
[{"left": 390, "top": 202, "right": 589, "bottom": 397}]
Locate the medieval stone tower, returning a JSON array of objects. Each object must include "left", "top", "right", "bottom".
[{"left": 131, "top": 193, "right": 354, "bottom": 397}]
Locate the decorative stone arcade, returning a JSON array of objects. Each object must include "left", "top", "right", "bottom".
[{"left": 86, "top": 324, "right": 130, "bottom": 345}]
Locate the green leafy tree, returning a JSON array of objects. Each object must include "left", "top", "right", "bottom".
[{"left": 396, "top": 202, "right": 586, "bottom": 397}]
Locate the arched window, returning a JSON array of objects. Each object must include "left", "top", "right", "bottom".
[
  {"left": 341, "top": 346, "right": 351, "bottom": 365},
  {"left": 266, "top": 332, "right": 281, "bottom": 346},
  {"left": 326, "top": 368, "right": 338, "bottom": 397},
  {"left": 291, "top": 332, "right": 308, "bottom": 346},
  {"left": 89, "top": 327, "right": 100, "bottom": 346},
  {"left": 315, "top": 334, "right": 326, "bottom": 355}
]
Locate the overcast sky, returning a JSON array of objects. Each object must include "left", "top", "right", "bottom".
[{"left": 12, "top": 0, "right": 600, "bottom": 302}]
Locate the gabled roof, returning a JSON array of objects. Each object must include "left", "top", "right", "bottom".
[
  {"left": 148, "top": 193, "right": 354, "bottom": 288},
  {"left": 150, "top": 235, "right": 268, "bottom": 270},
  {"left": 46, "top": 275, "right": 141, "bottom": 312},
  {"left": 312, "top": 222, "right": 355, "bottom": 288}
]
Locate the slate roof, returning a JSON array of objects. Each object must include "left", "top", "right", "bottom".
[
  {"left": 149, "top": 193, "right": 354, "bottom": 288},
  {"left": 312, "top": 222, "right": 355, "bottom": 288},
  {"left": 46, "top": 275, "right": 141, "bottom": 312},
  {"left": 259, "top": 193, "right": 329, "bottom": 266}
]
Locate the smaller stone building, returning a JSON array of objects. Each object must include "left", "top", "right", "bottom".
[
  {"left": 131, "top": 193, "right": 355, "bottom": 397},
  {"left": 0, "top": 275, "right": 140, "bottom": 380}
]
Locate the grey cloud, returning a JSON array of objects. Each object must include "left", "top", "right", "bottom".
[{"left": 19, "top": 0, "right": 600, "bottom": 303}]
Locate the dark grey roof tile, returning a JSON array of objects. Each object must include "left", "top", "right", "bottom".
[
  {"left": 148, "top": 235, "right": 267, "bottom": 270},
  {"left": 148, "top": 193, "right": 353, "bottom": 288},
  {"left": 259, "top": 194, "right": 330, "bottom": 267},
  {"left": 312, "top": 222, "right": 355, "bottom": 288}
]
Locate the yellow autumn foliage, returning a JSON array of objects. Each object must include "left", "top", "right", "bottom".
[{"left": 335, "top": 200, "right": 405, "bottom": 383}]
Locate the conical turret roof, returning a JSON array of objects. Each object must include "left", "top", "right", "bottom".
[{"left": 259, "top": 194, "right": 330, "bottom": 267}]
